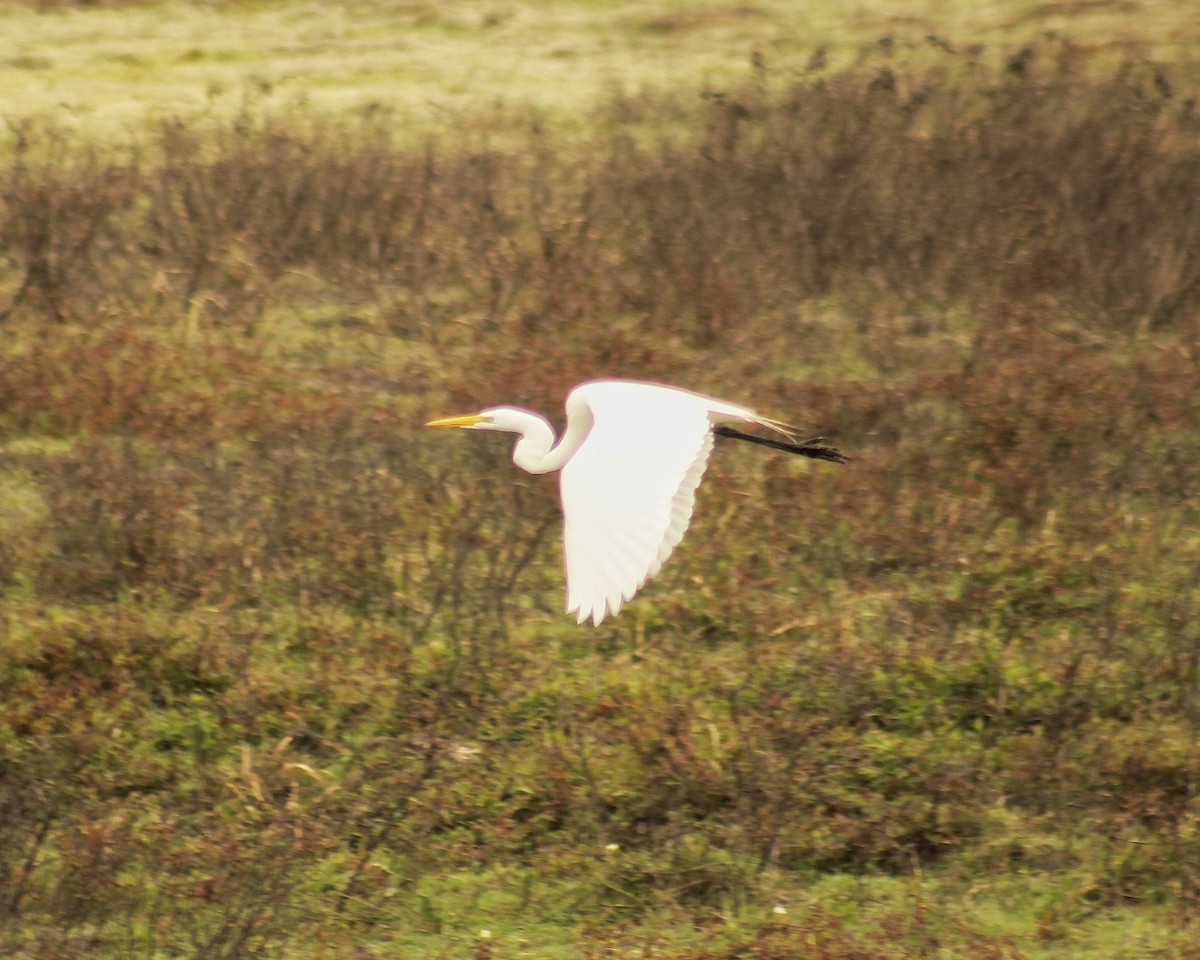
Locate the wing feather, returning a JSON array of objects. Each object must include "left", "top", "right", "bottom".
[
  {"left": 650, "top": 430, "right": 713, "bottom": 577},
  {"left": 560, "top": 383, "right": 719, "bottom": 625}
]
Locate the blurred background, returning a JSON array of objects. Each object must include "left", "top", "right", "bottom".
[{"left": 1, "top": 2, "right": 1199, "bottom": 957}]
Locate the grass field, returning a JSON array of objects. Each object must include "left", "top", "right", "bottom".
[
  {"left": 2, "top": 1, "right": 1200, "bottom": 958},
  {"left": 3, "top": 0, "right": 1200, "bottom": 137}
]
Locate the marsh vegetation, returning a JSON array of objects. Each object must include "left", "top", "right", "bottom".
[{"left": 2, "top": 6, "right": 1200, "bottom": 958}]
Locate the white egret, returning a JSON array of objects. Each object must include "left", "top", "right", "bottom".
[{"left": 426, "top": 379, "right": 845, "bottom": 625}]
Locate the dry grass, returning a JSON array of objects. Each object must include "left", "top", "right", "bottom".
[{"left": 1, "top": 0, "right": 1198, "bottom": 140}]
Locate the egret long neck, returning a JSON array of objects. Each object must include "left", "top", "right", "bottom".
[{"left": 512, "top": 409, "right": 591, "bottom": 475}]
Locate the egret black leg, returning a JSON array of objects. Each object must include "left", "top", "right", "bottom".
[{"left": 713, "top": 426, "right": 848, "bottom": 464}]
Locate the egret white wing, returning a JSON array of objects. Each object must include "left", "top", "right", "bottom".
[{"left": 559, "top": 382, "right": 719, "bottom": 625}]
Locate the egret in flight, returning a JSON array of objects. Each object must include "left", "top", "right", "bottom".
[{"left": 427, "top": 379, "right": 845, "bottom": 625}]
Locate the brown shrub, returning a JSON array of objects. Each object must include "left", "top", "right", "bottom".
[{"left": 0, "top": 123, "right": 139, "bottom": 323}]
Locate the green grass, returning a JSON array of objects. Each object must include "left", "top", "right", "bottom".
[{"left": 293, "top": 862, "right": 1195, "bottom": 959}]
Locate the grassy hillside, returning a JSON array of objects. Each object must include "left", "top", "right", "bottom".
[
  {"left": 2, "top": 0, "right": 1200, "bottom": 138},
  {"left": 2, "top": 3, "right": 1200, "bottom": 959}
]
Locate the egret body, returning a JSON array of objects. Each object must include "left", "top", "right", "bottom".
[{"left": 427, "top": 379, "right": 844, "bottom": 625}]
